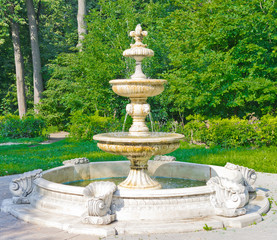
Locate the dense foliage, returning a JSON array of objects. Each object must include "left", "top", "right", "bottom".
[
  {"left": 0, "top": 0, "right": 80, "bottom": 114},
  {"left": 163, "top": 0, "right": 277, "bottom": 119},
  {"left": 1, "top": 0, "right": 276, "bottom": 132},
  {"left": 69, "top": 111, "right": 120, "bottom": 141},
  {"left": 0, "top": 114, "right": 45, "bottom": 138},
  {"left": 39, "top": 0, "right": 277, "bottom": 127}
]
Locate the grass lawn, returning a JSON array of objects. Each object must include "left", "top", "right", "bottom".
[
  {"left": 0, "top": 139, "right": 276, "bottom": 176},
  {"left": 172, "top": 143, "right": 277, "bottom": 173},
  {"left": 0, "top": 139, "right": 125, "bottom": 176},
  {"left": 0, "top": 137, "right": 46, "bottom": 144}
]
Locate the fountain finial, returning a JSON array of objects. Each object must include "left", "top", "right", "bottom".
[
  {"left": 130, "top": 24, "right": 148, "bottom": 48},
  {"left": 123, "top": 24, "right": 154, "bottom": 79}
]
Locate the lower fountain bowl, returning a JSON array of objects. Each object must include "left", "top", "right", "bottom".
[
  {"left": 2, "top": 160, "right": 270, "bottom": 237},
  {"left": 93, "top": 132, "right": 184, "bottom": 157},
  {"left": 93, "top": 132, "right": 184, "bottom": 189}
]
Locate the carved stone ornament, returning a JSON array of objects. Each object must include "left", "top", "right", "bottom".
[
  {"left": 123, "top": 24, "right": 154, "bottom": 79},
  {"left": 82, "top": 181, "right": 117, "bottom": 225},
  {"left": 9, "top": 169, "right": 42, "bottom": 204},
  {"left": 129, "top": 24, "right": 148, "bottom": 48},
  {"left": 225, "top": 162, "right": 257, "bottom": 192},
  {"left": 153, "top": 155, "right": 176, "bottom": 162},
  {"left": 63, "top": 157, "right": 89, "bottom": 166},
  {"left": 207, "top": 176, "right": 249, "bottom": 217},
  {"left": 126, "top": 104, "right": 133, "bottom": 115}
]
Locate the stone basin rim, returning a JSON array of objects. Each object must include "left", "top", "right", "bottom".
[
  {"left": 34, "top": 162, "right": 213, "bottom": 198},
  {"left": 34, "top": 176, "right": 212, "bottom": 198},
  {"left": 93, "top": 132, "right": 184, "bottom": 143}
]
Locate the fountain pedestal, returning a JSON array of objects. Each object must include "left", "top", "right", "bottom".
[
  {"left": 126, "top": 98, "right": 150, "bottom": 135},
  {"left": 119, "top": 166, "right": 161, "bottom": 189}
]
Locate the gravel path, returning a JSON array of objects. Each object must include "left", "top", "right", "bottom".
[
  {"left": 38, "top": 131, "right": 69, "bottom": 144},
  {"left": 0, "top": 132, "right": 69, "bottom": 146}
]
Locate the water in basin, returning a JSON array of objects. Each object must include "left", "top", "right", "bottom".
[{"left": 63, "top": 177, "right": 206, "bottom": 189}]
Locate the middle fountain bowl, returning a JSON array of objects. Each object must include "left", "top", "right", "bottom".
[{"left": 93, "top": 24, "right": 184, "bottom": 190}]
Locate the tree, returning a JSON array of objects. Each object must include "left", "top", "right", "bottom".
[
  {"left": 77, "top": 0, "right": 87, "bottom": 51},
  {"left": 26, "top": 0, "right": 43, "bottom": 111},
  {"left": 0, "top": 0, "right": 81, "bottom": 116},
  {"left": 162, "top": 0, "right": 277, "bottom": 119},
  {"left": 11, "top": 18, "right": 27, "bottom": 118},
  {"left": 0, "top": 1, "right": 27, "bottom": 118}
]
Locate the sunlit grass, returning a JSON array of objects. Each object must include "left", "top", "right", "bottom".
[
  {"left": 171, "top": 142, "right": 277, "bottom": 173},
  {"left": 0, "top": 139, "right": 276, "bottom": 176},
  {"left": 0, "top": 139, "right": 126, "bottom": 176}
]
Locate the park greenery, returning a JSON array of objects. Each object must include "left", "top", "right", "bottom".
[
  {"left": 0, "top": 1, "right": 276, "bottom": 175},
  {"left": 1, "top": 139, "right": 277, "bottom": 176},
  {"left": 1, "top": 0, "right": 276, "bottom": 123}
]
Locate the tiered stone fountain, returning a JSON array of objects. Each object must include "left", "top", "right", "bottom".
[
  {"left": 93, "top": 24, "right": 184, "bottom": 190},
  {"left": 1, "top": 25, "right": 269, "bottom": 237}
]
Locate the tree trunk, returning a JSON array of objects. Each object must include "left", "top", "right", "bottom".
[
  {"left": 26, "top": 0, "right": 43, "bottom": 111},
  {"left": 11, "top": 20, "right": 27, "bottom": 118},
  {"left": 77, "top": 0, "right": 87, "bottom": 51}
]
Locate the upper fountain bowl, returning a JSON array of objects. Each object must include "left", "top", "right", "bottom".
[
  {"left": 109, "top": 79, "right": 167, "bottom": 98},
  {"left": 123, "top": 47, "right": 154, "bottom": 62}
]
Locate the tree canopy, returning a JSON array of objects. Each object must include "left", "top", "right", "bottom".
[{"left": 0, "top": 0, "right": 276, "bottom": 126}]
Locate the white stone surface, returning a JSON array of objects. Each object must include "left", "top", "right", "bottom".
[{"left": 1, "top": 161, "right": 270, "bottom": 238}]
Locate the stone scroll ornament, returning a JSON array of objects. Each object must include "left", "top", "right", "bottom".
[
  {"left": 225, "top": 162, "right": 257, "bottom": 192},
  {"left": 9, "top": 169, "right": 42, "bottom": 204},
  {"left": 207, "top": 176, "right": 249, "bottom": 217},
  {"left": 82, "top": 181, "right": 117, "bottom": 225}
]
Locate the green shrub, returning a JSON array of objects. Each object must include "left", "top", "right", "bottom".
[
  {"left": 181, "top": 114, "right": 277, "bottom": 148},
  {"left": 205, "top": 117, "right": 257, "bottom": 148},
  {"left": 256, "top": 114, "right": 277, "bottom": 146},
  {"left": 0, "top": 114, "right": 46, "bottom": 138},
  {"left": 69, "top": 111, "right": 120, "bottom": 141},
  {"left": 183, "top": 115, "right": 209, "bottom": 144}
]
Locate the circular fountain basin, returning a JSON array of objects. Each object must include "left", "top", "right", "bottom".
[
  {"left": 29, "top": 160, "right": 260, "bottom": 221},
  {"left": 30, "top": 161, "right": 215, "bottom": 219},
  {"left": 93, "top": 132, "right": 184, "bottom": 157},
  {"left": 2, "top": 160, "right": 269, "bottom": 237},
  {"left": 109, "top": 79, "right": 167, "bottom": 98}
]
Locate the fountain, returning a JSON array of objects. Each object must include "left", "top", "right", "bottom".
[
  {"left": 94, "top": 24, "right": 184, "bottom": 190},
  {"left": 1, "top": 25, "right": 269, "bottom": 237}
]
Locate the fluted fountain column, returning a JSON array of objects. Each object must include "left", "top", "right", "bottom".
[{"left": 123, "top": 24, "right": 154, "bottom": 136}]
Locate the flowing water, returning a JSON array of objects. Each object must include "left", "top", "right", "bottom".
[
  {"left": 64, "top": 177, "right": 206, "bottom": 189},
  {"left": 122, "top": 112, "right": 154, "bottom": 132},
  {"left": 148, "top": 112, "right": 154, "bottom": 132},
  {"left": 122, "top": 112, "right": 129, "bottom": 132}
]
